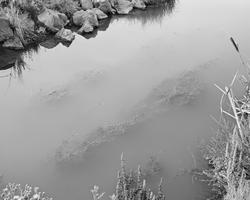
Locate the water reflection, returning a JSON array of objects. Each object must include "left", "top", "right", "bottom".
[
  {"left": 0, "top": 45, "right": 40, "bottom": 78},
  {"left": 113, "top": 0, "right": 176, "bottom": 25},
  {"left": 0, "top": 0, "right": 176, "bottom": 76}
]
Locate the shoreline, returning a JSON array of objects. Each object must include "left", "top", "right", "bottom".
[{"left": 0, "top": 0, "right": 175, "bottom": 51}]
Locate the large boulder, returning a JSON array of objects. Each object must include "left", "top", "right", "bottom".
[
  {"left": 113, "top": 0, "right": 133, "bottom": 14},
  {"left": 2, "top": 36, "right": 24, "bottom": 50},
  {"left": 132, "top": 0, "right": 146, "bottom": 9},
  {"left": 80, "top": 0, "right": 93, "bottom": 10},
  {"left": 0, "top": 18, "right": 14, "bottom": 42},
  {"left": 38, "top": 9, "right": 69, "bottom": 32},
  {"left": 97, "top": 0, "right": 115, "bottom": 14},
  {"left": 55, "top": 28, "right": 75, "bottom": 43},
  {"left": 92, "top": 8, "right": 108, "bottom": 20},
  {"left": 73, "top": 10, "right": 98, "bottom": 33}
]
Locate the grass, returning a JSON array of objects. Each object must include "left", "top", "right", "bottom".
[
  {"left": 1, "top": 154, "right": 165, "bottom": 200},
  {"left": 1, "top": 183, "right": 53, "bottom": 200},
  {"left": 202, "top": 38, "right": 250, "bottom": 200},
  {"left": 3, "top": 3, "right": 25, "bottom": 41},
  {"left": 91, "top": 154, "right": 166, "bottom": 200}
]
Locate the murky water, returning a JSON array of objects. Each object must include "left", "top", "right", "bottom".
[{"left": 0, "top": 0, "right": 250, "bottom": 199}]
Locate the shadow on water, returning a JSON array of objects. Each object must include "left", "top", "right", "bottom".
[
  {"left": 0, "top": 45, "right": 40, "bottom": 78},
  {"left": 0, "top": 0, "right": 176, "bottom": 76}
]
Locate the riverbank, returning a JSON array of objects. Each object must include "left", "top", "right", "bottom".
[
  {"left": 202, "top": 39, "right": 250, "bottom": 200},
  {"left": 0, "top": 0, "right": 175, "bottom": 50}
]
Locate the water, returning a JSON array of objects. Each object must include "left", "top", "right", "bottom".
[{"left": 0, "top": 0, "right": 250, "bottom": 199}]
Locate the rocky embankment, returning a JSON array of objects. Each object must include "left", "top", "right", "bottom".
[{"left": 0, "top": 0, "right": 170, "bottom": 50}]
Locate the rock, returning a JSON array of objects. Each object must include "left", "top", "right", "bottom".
[
  {"left": 92, "top": 8, "right": 108, "bottom": 20},
  {"left": 78, "top": 22, "right": 94, "bottom": 33},
  {"left": 132, "top": 0, "right": 146, "bottom": 9},
  {"left": 55, "top": 28, "right": 75, "bottom": 43},
  {"left": 80, "top": 0, "right": 93, "bottom": 10},
  {"left": 73, "top": 10, "right": 98, "bottom": 33},
  {"left": 40, "top": 38, "right": 60, "bottom": 49},
  {"left": 73, "top": 10, "right": 98, "bottom": 27},
  {"left": 36, "top": 26, "right": 47, "bottom": 35},
  {"left": 38, "top": 9, "right": 69, "bottom": 32},
  {"left": 113, "top": 0, "right": 133, "bottom": 14},
  {"left": 0, "top": 18, "right": 14, "bottom": 42},
  {"left": 2, "top": 36, "right": 24, "bottom": 50},
  {"left": 97, "top": 0, "right": 115, "bottom": 14},
  {"left": 18, "top": 0, "right": 45, "bottom": 16}
]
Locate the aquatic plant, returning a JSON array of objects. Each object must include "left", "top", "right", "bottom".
[
  {"left": 92, "top": 154, "right": 166, "bottom": 200},
  {"left": 1, "top": 183, "right": 52, "bottom": 200},
  {"left": 202, "top": 38, "right": 250, "bottom": 200}
]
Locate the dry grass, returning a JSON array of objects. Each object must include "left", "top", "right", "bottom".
[
  {"left": 203, "top": 38, "right": 250, "bottom": 200},
  {"left": 92, "top": 154, "right": 166, "bottom": 200},
  {"left": 1, "top": 183, "right": 52, "bottom": 200}
]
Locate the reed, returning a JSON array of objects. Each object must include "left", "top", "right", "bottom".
[
  {"left": 92, "top": 154, "right": 166, "bottom": 200},
  {"left": 203, "top": 38, "right": 250, "bottom": 200}
]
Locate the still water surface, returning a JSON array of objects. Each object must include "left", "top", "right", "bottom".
[{"left": 0, "top": 0, "right": 250, "bottom": 199}]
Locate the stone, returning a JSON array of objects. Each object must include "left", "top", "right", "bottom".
[
  {"left": 55, "top": 28, "right": 75, "bottom": 43},
  {"left": 97, "top": 0, "right": 115, "bottom": 14},
  {"left": 2, "top": 36, "right": 24, "bottom": 50},
  {"left": 77, "top": 22, "right": 94, "bottom": 33},
  {"left": 40, "top": 38, "right": 60, "bottom": 49},
  {"left": 132, "top": 0, "right": 146, "bottom": 9},
  {"left": 92, "top": 8, "right": 108, "bottom": 20},
  {"left": 80, "top": 0, "right": 93, "bottom": 10},
  {"left": 0, "top": 17, "right": 14, "bottom": 42},
  {"left": 38, "top": 9, "right": 69, "bottom": 32},
  {"left": 73, "top": 10, "right": 98, "bottom": 33},
  {"left": 113, "top": 0, "right": 133, "bottom": 14}
]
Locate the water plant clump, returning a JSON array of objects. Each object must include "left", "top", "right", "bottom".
[
  {"left": 202, "top": 38, "right": 250, "bottom": 200},
  {"left": 1, "top": 183, "right": 53, "bottom": 200},
  {"left": 92, "top": 154, "right": 166, "bottom": 200}
]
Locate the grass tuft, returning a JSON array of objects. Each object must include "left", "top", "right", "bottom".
[{"left": 202, "top": 38, "right": 250, "bottom": 200}]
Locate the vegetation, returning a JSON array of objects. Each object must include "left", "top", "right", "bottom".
[
  {"left": 1, "top": 183, "right": 52, "bottom": 200},
  {"left": 0, "top": 154, "right": 165, "bottom": 200},
  {"left": 202, "top": 38, "right": 250, "bottom": 200},
  {"left": 93, "top": 154, "right": 166, "bottom": 200}
]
